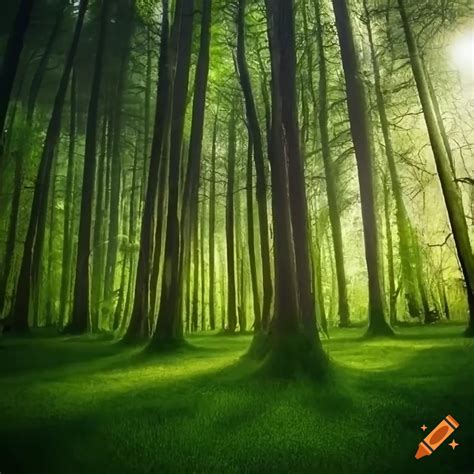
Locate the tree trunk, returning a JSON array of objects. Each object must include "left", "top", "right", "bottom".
[
  {"left": 278, "top": 0, "right": 317, "bottom": 337},
  {"left": 200, "top": 184, "right": 207, "bottom": 331},
  {"left": 68, "top": 0, "right": 110, "bottom": 334},
  {"left": 0, "top": 0, "right": 35, "bottom": 149},
  {"left": 246, "top": 133, "right": 262, "bottom": 330},
  {"left": 45, "top": 166, "right": 57, "bottom": 326},
  {"left": 312, "top": 0, "right": 350, "bottom": 327},
  {"left": 208, "top": 113, "right": 218, "bottom": 330},
  {"left": 10, "top": 0, "right": 89, "bottom": 333},
  {"left": 364, "top": 0, "right": 423, "bottom": 320},
  {"left": 382, "top": 175, "right": 397, "bottom": 325},
  {"left": 90, "top": 111, "right": 108, "bottom": 331},
  {"left": 104, "top": 0, "right": 135, "bottom": 317},
  {"left": 124, "top": 0, "right": 171, "bottom": 342},
  {"left": 332, "top": 0, "right": 392, "bottom": 336},
  {"left": 179, "top": 0, "right": 212, "bottom": 333},
  {"left": 26, "top": 4, "right": 65, "bottom": 124},
  {"left": 152, "top": 0, "right": 195, "bottom": 347},
  {"left": 236, "top": 0, "right": 273, "bottom": 330},
  {"left": 251, "top": 0, "right": 326, "bottom": 375},
  {"left": 398, "top": 0, "right": 474, "bottom": 335},
  {"left": 0, "top": 150, "right": 23, "bottom": 316},
  {"left": 225, "top": 106, "right": 237, "bottom": 333},
  {"left": 59, "top": 70, "right": 77, "bottom": 327}
]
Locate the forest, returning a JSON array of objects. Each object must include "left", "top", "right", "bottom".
[{"left": 0, "top": 0, "right": 473, "bottom": 472}]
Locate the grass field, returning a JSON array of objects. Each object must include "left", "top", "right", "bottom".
[{"left": 0, "top": 324, "right": 473, "bottom": 474}]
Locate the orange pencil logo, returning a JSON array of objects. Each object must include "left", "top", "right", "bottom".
[{"left": 415, "top": 415, "right": 460, "bottom": 459}]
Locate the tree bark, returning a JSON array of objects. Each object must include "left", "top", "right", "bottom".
[
  {"left": 208, "top": 113, "right": 218, "bottom": 330},
  {"left": 10, "top": 0, "right": 90, "bottom": 333},
  {"left": 124, "top": 0, "right": 171, "bottom": 342},
  {"left": 246, "top": 133, "right": 262, "bottom": 330},
  {"left": 0, "top": 0, "right": 35, "bottom": 150},
  {"left": 68, "top": 0, "right": 110, "bottom": 334},
  {"left": 312, "top": 0, "right": 350, "bottom": 327},
  {"left": 225, "top": 106, "right": 237, "bottom": 333},
  {"left": 59, "top": 70, "right": 77, "bottom": 328},
  {"left": 26, "top": 4, "right": 65, "bottom": 124},
  {"left": 104, "top": 0, "right": 135, "bottom": 318},
  {"left": 364, "top": 0, "right": 424, "bottom": 320},
  {"left": 332, "top": 0, "right": 392, "bottom": 336},
  {"left": 236, "top": 0, "right": 273, "bottom": 330},
  {"left": 398, "top": 0, "right": 474, "bottom": 334},
  {"left": 152, "top": 0, "right": 195, "bottom": 346}
]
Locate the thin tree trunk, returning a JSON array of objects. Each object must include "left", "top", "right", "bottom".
[
  {"left": 364, "top": 0, "right": 423, "bottom": 320},
  {"left": 11, "top": 0, "right": 89, "bottom": 332},
  {"left": 0, "top": 147, "right": 23, "bottom": 315},
  {"left": 246, "top": 133, "right": 262, "bottom": 330},
  {"left": 200, "top": 184, "right": 207, "bottom": 330},
  {"left": 312, "top": 0, "right": 350, "bottom": 327},
  {"left": 26, "top": 4, "right": 65, "bottom": 124},
  {"left": 45, "top": 168, "right": 57, "bottom": 326},
  {"left": 90, "top": 111, "right": 108, "bottom": 331},
  {"left": 104, "top": 1, "right": 135, "bottom": 316},
  {"left": 59, "top": 70, "right": 77, "bottom": 327},
  {"left": 208, "top": 113, "right": 218, "bottom": 330},
  {"left": 382, "top": 175, "right": 397, "bottom": 325},
  {"left": 398, "top": 0, "right": 474, "bottom": 334},
  {"left": 332, "top": 0, "right": 392, "bottom": 336},
  {"left": 225, "top": 106, "right": 237, "bottom": 333},
  {"left": 124, "top": 0, "right": 171, "bottom": 342},
  {"left": 68, "top": 0, "right": 110, "bottom": 334},
  {"left": 236, "top": 0, "right": 272, "bottom": 330},
  {"left": 152, "top": 0, "right": 195, "bottom": 346}
]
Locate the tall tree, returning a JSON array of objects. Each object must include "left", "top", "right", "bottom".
[
  {"left": 208, "top": 113, "right": 218, "bottom": 331},
  {"left": 245, "top": 133, "right": 262, "bottom": 329},
  {"left": 253, "top": 0, "right": 326, "bottom": 374},
  {"left": 236, "top": 0, "right": 273, "bottom": 330},
  {"left": 68, "top": 0, "right": 110, "bottom": 334},
  {"left": 180, "top": 0, "right": 212, "bottom": 331},
  {"left": 225, "top": 106, "right": 237, "bottom": 333},
  {"left": 311, "top": 0, "right": 350, "bottom": 327},
  {"left": 10, "top": 0, "right": 90, "bottom": 332},
  {"left": 59, "top": 71, "right": 77, "bottom": 327},
  {"left": 332, "top": 0, "right": 393, "bottom": 336},
  {"left": 363, "top": 0, "right": 424, "bottom": 321},
  {"left": 104, "top": 0, "right": 135, "bottom": 319},
  {"left": 124, "top": 0, "right": 171, "bottom": 342},
  {"left": 397, "top": 0, "right": 474, "bottom": 335},
  {"left": 152, "top": 0, "right": 195, "bottom": 347}
]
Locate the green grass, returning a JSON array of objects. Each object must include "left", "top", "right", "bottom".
[{"left": 0, "top": 324, "right": 473, "bottom": 473}]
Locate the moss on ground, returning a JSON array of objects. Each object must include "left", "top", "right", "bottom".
[{"left": 0, "top": 324, "right": 473, "bottom": 473}]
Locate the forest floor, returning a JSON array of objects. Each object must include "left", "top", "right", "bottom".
[{"left": 0, "top": 324, "right": 473, "bottom": 474}]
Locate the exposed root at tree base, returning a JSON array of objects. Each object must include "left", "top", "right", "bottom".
[
  {"left": 247, "top": 331, "right": 329, "bottom": 380},
  {"left": 145, "top": 336, "right": 190, "bottom": 353},
  {"left": 464, "top": 325, "right": 474, "bottom": 338},
  {"left": 364, "top": 323, "right": 395, "bottom": 338},
  {"left": 245, "top": 331, "right": 270, "bottom": 360}
]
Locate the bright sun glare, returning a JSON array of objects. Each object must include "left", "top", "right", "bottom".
[{"left": 450, "top": 30, "right": 474, "bottom": 78}]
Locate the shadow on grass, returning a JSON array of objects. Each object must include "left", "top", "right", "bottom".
[{"left": 1, "top": 330, "right": 473, "bottom": 474}]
